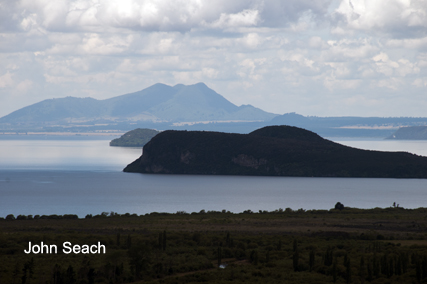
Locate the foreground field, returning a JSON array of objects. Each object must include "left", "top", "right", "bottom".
[{"left": 1, "top": 206, "right": 427, "bottom": 283}]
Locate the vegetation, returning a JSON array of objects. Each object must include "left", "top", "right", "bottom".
[
  {"left": 2, "top": 206, "right": 427, "bottom": 283},
  {"left": 110, "top": 128, "right": 160, "bottom": 147},
  {"left": 124, "top": 125, "right": 427, "bottom": 178}
]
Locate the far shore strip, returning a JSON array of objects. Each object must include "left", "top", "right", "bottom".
[{"left": 0, "top": 132, "right": 124, "bottom": 136}]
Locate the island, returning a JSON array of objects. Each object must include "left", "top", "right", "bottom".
[
  {"left": 124, "top": 125, "right": 427, "bottom": 178},
  {"left": 110, "top": 128, "right": 159, "bottom": 147},
  {"left": 387, "top": 126, "right": 427, "bottom": 140}
]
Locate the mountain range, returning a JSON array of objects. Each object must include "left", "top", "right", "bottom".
[
  {"left": 2, "top": 82, "right": 427, "bottom": 138},
  {"left": 0, "top": 83, "right": 276, "bottom": 127}
]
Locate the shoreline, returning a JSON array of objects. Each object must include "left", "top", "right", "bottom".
[
  {"left": 0, "top": 131, "right": 124, "bottom": 136},
  {"left": 1, "top": 205, "right": 420, "bottom": 220}
]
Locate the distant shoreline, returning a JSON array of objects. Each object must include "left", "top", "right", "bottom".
[{"left": 0, "top": 132, "right": 124, "bottom": 136}]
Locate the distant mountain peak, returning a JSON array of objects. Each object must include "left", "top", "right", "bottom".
[
  {"left": 194, "top": 82, "right": 208, "bottom": 87},
  {"left": 173, "top": 83, "right": 185, "bottom": 89}
]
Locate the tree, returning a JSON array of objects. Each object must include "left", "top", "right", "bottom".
[
  {"left": 250, "top": 250, "right": 258, "bottom": 265},
  {"left": 128, "top": 244, "right": 151, "bottom": 280},
  {"left": 158, "top": 232, "right": 163, "bottom": 250},
  {"left": 162, "top": 230, "right": 167, "bottom": 251},
  {"left": 359, "top": 256, "right": 366, "bottom": 284},
  {"left": 345, "top": 257, "right": 351, "bottom": 284},
  {"left": 52, "top": 264, "right": 63, "bottom": 284},
  {"left": 217, "top": 247, "right": 222, "bottom": 267},
  {"left": 127, "top": 235, "right": 132, "bottom": 249},
  {"left": 293, "top": 250, "right": 299, "bottom": 271},
  {"left": 293, "top": 239, "right": 299, "bottom": 271},
  {"left": 335, "top": 202, "right": 345, "bottom": 210},
  {"left": 309, "top": 249, "right": 315, "bottom": 271},
  {"left": 332, "top": 260, "right": 338, "bottom": 283},
  {"left": 65, "top": 265, "right": 76, "bottom": 284},
  {"left": 87, "top": 268, "right": 95, "bottom": 284},
  {"left": 6, "top": 214, "right": 15, "bottom": 220},
  {"left": 324, "top": 247, "right": 334, "bottom": 266}
]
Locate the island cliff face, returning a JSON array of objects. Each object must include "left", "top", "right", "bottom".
[{"left": 123, "top": 126, "right": 427, "bottom": 178}]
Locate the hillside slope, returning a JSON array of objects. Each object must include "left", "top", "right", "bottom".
[{"left": 124, "top": 125, "right": 427, "bottom": 178}]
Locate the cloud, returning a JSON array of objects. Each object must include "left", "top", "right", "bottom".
[
  {"left": 0, "top": 71, "right": 14, "bottom": 88},
  {"left": 0, "top": 1, "right": 22, "bottom": 32},
  {"left": 386, "top": 36, "right": 427, "bottom": 50},
  {"left": 372, "top": 52, "right": 420, "bottom": 78},
  {"left": 259, "top": 0, "right": 332, "bottom": 26},
  {"left": 333, "top": 0, "right": 427, "bottom": 38},
  {"left": 4, "top": 0, "right": 333, "bottom": 34},
  {"left": 1, "top": 0, "right": 427, "bottom": 118},
  {"left": 413, "top": 78, "right": 427, "bottom": 87},
  {"left": 16, "top": 79, "right": 33, "bottom": 93},
  {"left": 208, "top": 9, "right": 260, "bottom": 29}
]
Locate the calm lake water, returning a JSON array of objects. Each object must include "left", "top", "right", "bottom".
[{"left": 1, "top": 136, "right": 427, "bottom": 217}]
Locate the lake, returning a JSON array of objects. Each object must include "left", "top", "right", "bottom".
[{"left": 1, "top": 135, "right": 427, "bottom": 217}]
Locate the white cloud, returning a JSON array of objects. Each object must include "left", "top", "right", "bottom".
[
  {"left": 0, "top": 72, "right": 14, "bottom": 88},
  {"left": 79, "top": 33, "right": 132, "bottom": 55},
  {"left": 209, "top": 9, "right": 260, "bottom": 29},
  {"left": 386, "top": 37, "right": 427, "bottom": 50},
  {"left": 201, "top": 67, "right": 218, "bottom": 79},
  {"left": 371, "top": 52, "right": 420, "bottom": 78},
  {"left": 396, "top": 58, "right": 420, "bottom": 77},
  {"left": 412, "top": 78, "right": 427, "bottom": 87},
  {"left": 333, "top": 0, "right": 427, "bottom": 38},
  {"left": 1, "top": 0, "right": 427, "bottom": 118},
  {"left": 16, "top": 79, "right": 33, "bottom": 93},
  {"left": 7, "top": 0, "right": 333, "bottom": 34},
  {"left": 324, "top": 38, "right": 379, "bottom": 61},
  {"left": 375, "top": 78, "right": 405, "bottom": 90},
  {"left": 237, "top": 58, "right": 265, "bottom": 81},
  {"left": 372, "top": 52, "right": 399, "bottom": 77},
  {"left": 238, "top": 33, "right": 261, "bottom": 49},
  {"left": 418, "top": 53, "right": 427, "bottom": 67},
  {"left": 323, "top": 76, "right": 362, "bottom": 91}
]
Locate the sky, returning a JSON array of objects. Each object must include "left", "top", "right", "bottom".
[{"left": 0, "top": 0, "right": 427, "bottom": 118}]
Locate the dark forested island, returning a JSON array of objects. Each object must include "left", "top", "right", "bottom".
[
  {"left": 110, "top": 128, "right": 159, "bottom": 147},
  {"left": 124, "top": 125, "right": 427, "bottom": 178}
]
